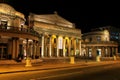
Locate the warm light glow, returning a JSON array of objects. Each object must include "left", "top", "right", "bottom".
[
  {"left": 52, "top": 35, "right": 56, "bottom": 38},
  {"left": 104, "top": 30, "right": 109, "bottom": 35},
  {"left": 104, "top": 30, "right": 109, "bottom": 41}
]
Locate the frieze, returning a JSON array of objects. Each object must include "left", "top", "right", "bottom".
[
  {"left": 34, "top": 22, "right": 80, "bottom": 34},
  {"left": 0, "top": 12, "right": 25, "bottom": 21},
  {"left": 34, "top": 26, "right": 81, "bottom": 38}
]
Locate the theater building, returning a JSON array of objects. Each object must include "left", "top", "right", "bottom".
[
  {"left": 0, "top": 3, "right": 40, "bottom": 60},
  {"left": 28, "top": 12, "right": 81, "bottom": 58},
  {"left": 0, "top": 3, "right": 81, "bottom": 60},
  {"left": 81, "top": 28, "right": 118, "bottom": 59}
]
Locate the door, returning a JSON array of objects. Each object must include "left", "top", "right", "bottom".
[{"left": 0, "top": 44, "right": 8, "bottom": 59}]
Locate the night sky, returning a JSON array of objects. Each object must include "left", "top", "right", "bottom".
[{"left": 2, "top": 0, "right": 120, "bottom": 33}]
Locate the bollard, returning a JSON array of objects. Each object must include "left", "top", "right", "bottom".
[
  {"left": 25, "top": 57, "right": 32, "bottom": 67},
  {"left": 96, "top": 56, "right": 100, "bottom": 62},
  {"left": 70, "top": 56, "right": 75, "bottom": 64},
  {"left": 113, "top": 55, "right": 117, "bottom": 61}
]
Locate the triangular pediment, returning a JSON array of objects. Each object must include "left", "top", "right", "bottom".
[{"left": 29, "top": 12, "right": 74, "bottom": 28}]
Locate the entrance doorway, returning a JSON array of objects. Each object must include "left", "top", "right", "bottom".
[{"left": 0, "top": 44, "right": 8, "bottom": 59}]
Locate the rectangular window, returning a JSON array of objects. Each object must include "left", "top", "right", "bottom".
[{"left": 96, "top": 36, "right": 101, "bottom": 42}]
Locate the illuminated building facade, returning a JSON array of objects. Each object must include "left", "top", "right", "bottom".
[
  {"left": 0, "top": 3, "right": 39, "bottom": 60},
  {"left": 82, "top": 28, "right": 118, "bottom": 59},
  {"left": 0, "top": 3, "right": 81, "bottom": 60},
  {"left": 92, "top": 26, "right": 120, "bottom": 53},
  {"left": 28, "top": 12, "right": 81, "bottom": 58},
  {"left": 91, "top": 26, "right": 120, "bottom": 43}
]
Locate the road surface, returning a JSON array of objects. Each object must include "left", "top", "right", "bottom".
[{"left": 0, "top": 62, "right": 120, "bottom": 80}]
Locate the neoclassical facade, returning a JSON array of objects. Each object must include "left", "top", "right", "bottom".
[
  {"left": 28, "top": 12, "right": 81, "bottom": 58},
  {"left": 0, "top": 3, "right": 39, "bottom": 60},
  {"left": 82, "top": 29, "right": 118, "bottom": 59},
  {"left": 0, "top": 3, "right": 81, "bottom": 60}
]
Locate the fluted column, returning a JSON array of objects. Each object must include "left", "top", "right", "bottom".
[
  {"left": 33, "top": 40, "right": 36, "bottom": 59},
  {"left": 49, "top": 36, "right": 52, "bottom": 57},
  {"left": 15, "top": 38, "right": 19, "bottom": 58},
  {"left": 12, "top": 38, "right": 16, "bottom": 59},
  {"left": 116, "top": 47, "right": 118, "bottom": 56},
  {"left": 8, "top": 39, "right": 12, "bottom": 59},
  {"left": 74, "top": 38, "right": 76, "bottom": 55},
  {"left": 108, "top": 47, "right": 110, "bottom": 57},
  {"left": 26, "top": 38, "right": 29, "bottom": 57},
  {"left": 41, "top": 35, "right": 44, "bottom": 57},
  {"left": 68, "top": 37, "right": 71, "bottom": 56},
  {"left": 103, "top": 47, "right": 105, "bottom": 57},
  {"left": 79, "top": 39, "right": 81, "bottom": 56},
  {"left": 56, "top": 36, "right": 59, "bottom": 57},
  {"left": 63, "top": 37, "right": 66, "bottom": 57},
  {"left": 36, "top": 42, "right": 40, "bottom": 58}
]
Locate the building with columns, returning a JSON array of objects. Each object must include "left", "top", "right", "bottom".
[
  {"left": 81, "top": 28, "right": 118, "bottom": 59},
  {"left": 28, "top": 12, "right": 81, "bottom": 58},
  {"left": 0, "top": 3, "right": 40, "bottom": 60}
]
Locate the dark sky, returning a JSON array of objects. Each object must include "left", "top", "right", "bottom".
[{"left": 4, "top": 0, "right": 120, "bottom": 33}]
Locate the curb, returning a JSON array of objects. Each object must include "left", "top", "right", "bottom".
[{"left": 0, "top": 63, "right": 89, "bottom": 74}]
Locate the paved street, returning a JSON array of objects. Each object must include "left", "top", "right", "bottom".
[{"left": 0, "top": 60, "right": 120, "bottom": 80}]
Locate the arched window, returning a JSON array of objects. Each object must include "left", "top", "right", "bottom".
[
  {"left": 96, "top": 36, "right": 101, "bottom": 42},
  {"left": 1, "top": 20, "right": 7, "bottom": 29}
]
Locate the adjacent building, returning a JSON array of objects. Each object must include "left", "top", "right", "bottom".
[
  {"left": 81, "top": 26, "right": 118, "bottom": 59},
  {"left": 0, "top": 3, "right": 39, "bottom": 60}
]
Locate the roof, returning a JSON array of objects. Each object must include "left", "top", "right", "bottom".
[
  {"left": 0, "top": 3, "right": 25, "bottom": 19},
  {"left": 29, "top": 12, "right": 75, "bottom": 28}
]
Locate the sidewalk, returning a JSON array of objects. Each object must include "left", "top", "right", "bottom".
[{"left": 0, "top": 60, "right": 120, "bottom": 74}]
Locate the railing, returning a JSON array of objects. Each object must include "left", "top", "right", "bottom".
[{"left": 0, "top": 26, "right": 40, "bottom": 37}]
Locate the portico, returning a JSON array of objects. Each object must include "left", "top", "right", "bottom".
[{"left": 28, "top": 12, "right": 82, "bottom": 58}]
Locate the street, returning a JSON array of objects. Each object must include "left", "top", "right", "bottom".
[{"left": 0, "top": 62, "right": 120, "bottom": 80}]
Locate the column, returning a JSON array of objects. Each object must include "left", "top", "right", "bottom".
[
  {"left": 15, "top": 38, "right": 19, "bottom": 58},
  {"left": 63, "top": 37, "right": 66, "bottom": 57},
  {"left": 22, "top": 40, "right": 27, "bottom": 59},
  {"left": 41, "top": 35, "right": 44, "bottom": 57},
  {"left": 8, "top": 39, "right": 12, "bottom": 59},
  {"left": 26, "top": 39, "right": 29, "bottom": 57},
  {"left": 100, "top": 47, "right": 103, "bottom": 57},
  {"left": 71, "top": 38, "right": 74, "bottom": 56},
  {"left": 56, "top": 36, "right": 59, "bottom": 57},
  {"left": 79, "top": 39, "right": 81, "bottom": 56},
  {"left": 49, "top": 36, "right": 52, "bottom": 57},
  {"left": 103, "top": 47, "right": 105, "bottom": 57},
  {"left": 12, "top": 38, "right": 16, "bottom": 59},
  {"left": 116, "top": 47, "right": 118, "bottom": 56},
  {"left": 74, "top": 38, "right": 76, "bottom": 55},
  {"left": 33, "top": 40, "right": 36, "bottom": 59},
  {"left": 105, "top": 47, "right": 108, "bottom": 57},
  {"left": 68, "top": 37, "right": 71, "bottom": 56},
  {"left": 29, "top": 41, "right": 33, "bottom": 58},
  {"left": 37, "top": 43, "right": 40, "bottom": 58},
  {"left": 108, "top": 47, "right": 110, "bottom": 57},
  {"left": 112, "top": 47, "right": 114, "bottom": 56},
  {"left": 36, "top": 42, "right": 39, "bottom": 58}
]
